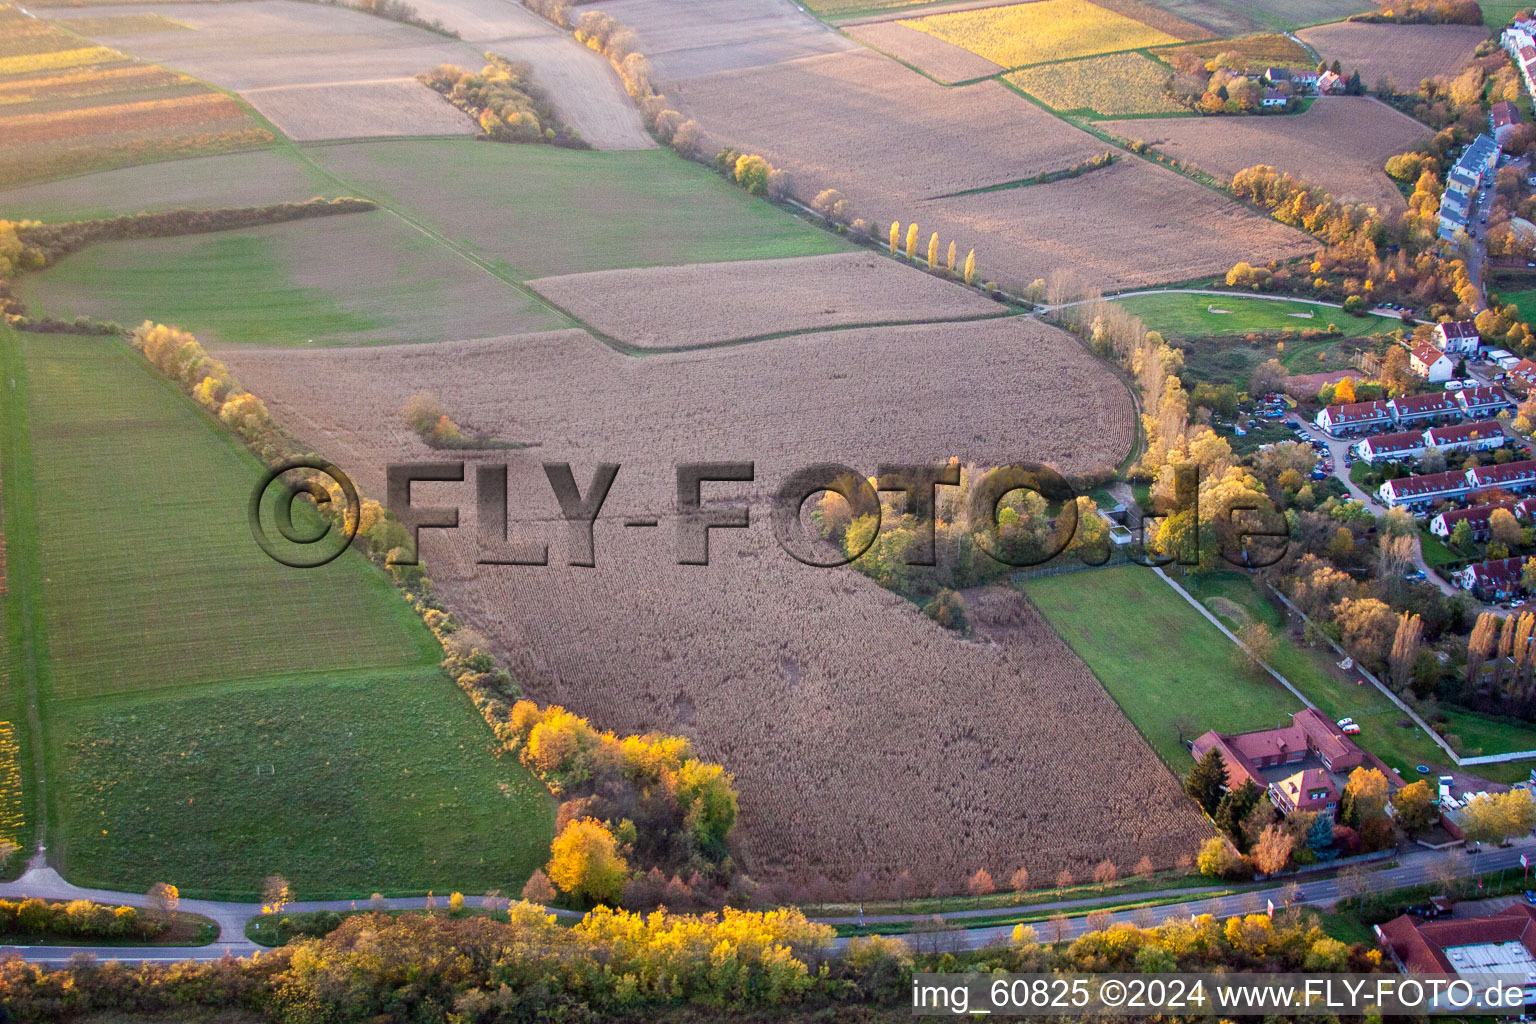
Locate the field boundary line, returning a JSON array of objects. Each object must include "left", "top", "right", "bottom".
[{"left": 1154, "top": 567, "right": 1317, "bottom": 709}]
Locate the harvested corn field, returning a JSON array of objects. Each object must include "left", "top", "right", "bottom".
[
  {"left": 843, "top": 19, "right": 1004, "bottom": 82},
  {"left": 673, "top": 50, "right": 1109, "bottom": 204},
  {"left": 240, "top": 80, "right": 472, "bottom": 141},
  {"left": 1008, "top": 51, "right": 1188, "bottom": 117},
  {"left": 913, "top": 157, "right": 1316, "bottom": 290},
  {"left": 1295, "top": 22, "right": 1490, "bottom": 91},
  {"left": 900, "top": 0, "right": 1182, "bottom": 69},
  {"left": 221, "top": 319, "right": 1205, "bottom": 891},
  {"left": 1099, "top": 96, "right": 1432, "bottom": 209},
  {"left": 598, "top": 0, "right": 855, "bottom": 81},
  {"left": 526, "top": 252, "right": 1004, "bottom": 348}
]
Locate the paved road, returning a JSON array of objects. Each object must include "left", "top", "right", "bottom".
[
  {"left": 859, "top": 838, "right": 1536, "bottom": 953},
  {"left": 6, "top": 839, "right": 1536, "bottom": 963}
]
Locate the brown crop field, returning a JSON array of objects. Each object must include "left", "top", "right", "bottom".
[
  {"left": 674, "top": 50, "right": 1108, "bottom": 203},
  {"left": 599, "top": 0, "right": 856, "bottom": 81},
  {"left": 843, "top": 19, "right": 1003, "bottom": 83},
  {"left": 221, "top": 320, "right": 1209, "bottom": 891},
  {"left": 50, "top": 0, "right": 649, "bottom": 148},
  {"left": 526, "top": 252, "right": 1004, "bottom": 348},
  {"left": 1151, "top": 32, "right": 1313, "bottom": 71},
  {"left": 241, "top": 80, "right": 472, "bottom": 141},
  {"left": 53, "top": 13, "right": 189, "bottom": 34},
  {"left": 0, "top": 2, "right": 271, "bottom": 187},
  {"left": 1008, "top": 51, "right": 1189, "bottom": 117},
  {"left": 1296, "top": 23, "right": 1490, "bottom": 91},
  {"left": 913, "top": 157, "right": 1316, "bottom": 290},
  {"left": 1099, "top": 96, "right": 1431, "bottom": 210}
]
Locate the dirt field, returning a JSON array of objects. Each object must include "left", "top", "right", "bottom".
[
  {"left": 843, "top": 19, "right": 1003, "bottom": 83},
  {"left": 1099, "top": 97, "right": 1431, "bottom": 210},
  {"left": 0, "top": 149, "right": 339, "bottom": 219},
  {"left": 243, "top": 79, "right": 473, "bottom": 141},
  {"left": 220, "top": 320, "right": 1208, "bottom": 890},
  {"left": 47, "top": 0, "right": 651, "bottom": 148},
  {"left": 913, "top": 157, "right": 1317, "bottom": 290},
  {"left": 674, "top": 50, "right": 1108, "bottom": 203},
  {"left": 597, "top": 0, "right": 856, "bottom": 81},
  {"left": 1296, "top": 22, "right": 1490, "bottom": 91},
  {"left": 527, "top": 252, "right": 1003, "bottom": 347}
]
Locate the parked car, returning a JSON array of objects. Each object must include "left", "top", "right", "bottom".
[
  {"left": 1405, "top": 570, "right": 1426, "bottom": 583},
  {"left": 1400, "top": 901, "right": 1450, "bottom": 919},
  {"left": 1342, "top": 723, "right": 1362, "bottom": 735},
  {"left": 1337, "top": 717, "right": 1355, "bottom": 727}
]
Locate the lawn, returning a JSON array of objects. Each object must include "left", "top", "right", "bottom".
[
  {"left": 1022, "top": 565, "right": 1302, "bottom": 768},
  {"left": 19, "top": 333, "right": 436, "bottom": 699},
  {"left": 1417, "top": 527, "right": 1461, "bottom": 569},
  {"left": 1008, "top": 52, "right": 1190, "bottom": 118},
  {"left": 1, "top": 325, "right": 554, "bottom": 898},
  {"left": 308, "top": 141, "right": 849, "bottom": 281},
  {"left": 901, "top": 0, "right": 1181, "bottom": 69},
  {"left": 50, "top": 667, "right": 554, "bottom": 900},
  {"left": 16, "top": 212, "right": 569, "bottom": 346},
  {"left": 1144, "top": 1, "right": 1370, "bottom": 33},
  {"left": 1482, "top": 0, "right": 1525, "bottom": 29},
  {"left": 1437, "top": 706, "right": 1536, "bottom": 759},
  {"left": 1112, "top": 292, "right": 1392, "bottom": 338}
]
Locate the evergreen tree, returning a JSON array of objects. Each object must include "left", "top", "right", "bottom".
[
  {"left": 1215, "top": 780, "right": 1262, "bottom": 849},
  {"left": 1307, "top": 813, "right": 1338, "bottom": 861},
  {"left": 1185, "top": 747, "right": 1228, "bottom": 817}
]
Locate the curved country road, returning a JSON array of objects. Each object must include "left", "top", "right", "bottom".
[{"left": 2, "top": 840, "right": 1534, "bottom": 960}]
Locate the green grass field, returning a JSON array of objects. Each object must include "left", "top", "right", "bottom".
[
  {"left": 51, "top": 667, "right": 553, "bottom": 899},
  {"left": 1112, "top": 292, "right": 1391, "bottom": 338},
  {"left": 1022, "top": 566, "right": 1302, "bottom": 767},
  {"left": 16, "top": 213, "right": 569, "bottom": 346},
  {"left": 308, "top": 140, "right": 849, "bottom": 281},
  {"left": 1, "top": 325, "right": 554, "bottom": 898},
  {"left": 1482, "top": 0, "right": 1524, "bottom": 29}
]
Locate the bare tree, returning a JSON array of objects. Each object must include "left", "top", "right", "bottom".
[
  {"left": 1431, "top": 849, "right": 1469, "bottom": 897},
  {"left": 147, "top": 882, "right": 179, "bottom": 919},
  {"left": 1049, "top": 911, "right": 1069, "bottom": 944},
  {"left": 262, "top": 875, "right": 292, "bottom": 915}
]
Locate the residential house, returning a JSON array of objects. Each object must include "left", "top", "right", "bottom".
[
  {"left": 1388, "top": 391, "right": 1457, "bottom": 424},
  {"left": 1469, "top": 459, "right": 1536, "bottom": 494},
  {"left": 1439, "top": 202, "right": 1470, "bottom": 241},
  {"left": 1316, "top": 69, "right": 1344, "bottom": 94},
  {"left": 1291, "top": 68, "right": 1320, "bottom": 91},
  {"left": 1429, "top": 502, "right": 1517, "bottom": 541},
  {"left": 1423, "top": 420, "right": 1507, "bottom": 456},
  {"left": 1315, "top": 399, "right": 1391, "bottom": 435},
  {"left": 1453, "top": 386, "right": 1513, "bottom": 418},
  {"left": 1264, "top": 67, "right": 1291, "bottom": 86},
  {"left": 1378, "top": 469, "right": 1472, "bottom": 509},
  {"left": 1493, "top": 101, "right": 1523, "bottom": 146},
  {"left": 1456, "top": 555, "right": 1530, "bottom": 599},
  {"left": 1410, "top": 341, "right": 1455, "bottom": 382},
  {"left": 1270, "top": 768, "right": 1339, "bottom": 816},
  {"left": 1357, "top": 430, "right": 1426, "bottom": 464},
  {"left": 1509, "top": 358, "right": 1536, "bottom": 393},
  {"left": 1433, "top": 320, "right": 1481, "bottom": 355},
  {"left": 1262, "top": 87, "right": 1287, "bottom": 108},
  {"left": 1446, "top": 166, "right": 1479, "bottom": 197},
  {"left": 1191, "top": 709, "right": 1386, "bottom": 819}
]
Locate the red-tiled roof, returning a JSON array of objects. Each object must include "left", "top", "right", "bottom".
[
  {"left": 1493, "top": 101, "right": 1522, "bottom": 129},
  {"left": 1465, "top": 555, "right": 1528, "bottom": 583},
  {"left": 1470, "top": 459, "right": 1536, "bottom": 486},
  {"left": 1380, "top": 904, "right": 1536, "bottom": 975},
  {"left": 1274, "top": 767, "right": 1337, "bottom": 812},
  {"left": 1392, "top": 392, "right": 1455, "bottom": 415},
  {"left": 1436, "top": 502, "right": 1516, "bottom": 528},
  {"left": 1412, "top": 341, "right": 1451, "bottom": 369},
  {"left": 1425, "top": 420, "right": 1504, "bottom": 445},
  {"left": 1294, "top": 708, "right": 1362, "bottom": 770},
  {"left": 1323, "top": 400, "right": 1390, "bottom": 423},
  {"left": 1436, "top": 320, "right": 1480, "bottom": 341},
  {"left": 1362, "top": 430, "right": 1426, "bottom": 454},
  {"left": 1455, "top": 386, "right": 1509, "bottom": 408},
  {"left": 1382, "top": 470, "right": 1472, "bottom": 498}
]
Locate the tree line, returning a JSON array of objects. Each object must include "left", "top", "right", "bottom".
[{"left": 420, "top": 56, "right": 587, "bottom": 147}]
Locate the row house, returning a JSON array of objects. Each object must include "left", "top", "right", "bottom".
[
  {"left": 1423, "top": 420, "right": 1508, "bottom": 456},
  {"left": 1468, "top": 458, "right": 1536, "bottom": 493},
  {"left": 1389, "top": 391, "right": 1458, "bottom": 425},
  {"left": 1357, "top": 430, "right": 1426, "bottom": 464},
  {"left": 1433, "top": 320, "right": 1481, "bottom": 356},
  {"left": 1456, "top": 555, "right": 1529, "bottom": 600},
  {"left": 1455, "top": 386, "right": 1513, "bottom": 418},
  {"left": 1315, "top": 399, "right": 1391, "bottom": 435},
  {"left": 1378, "top": 469, "right": 1472, "bottom": 510},
  {"left": 1428, "top": 501, "right": 1518, "bottom": 541}
]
